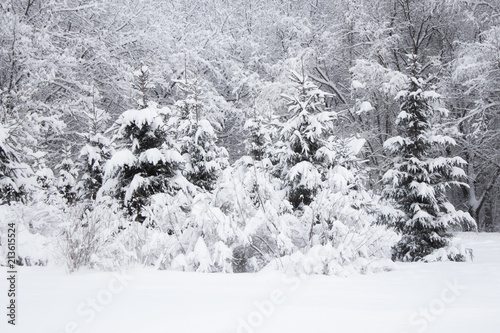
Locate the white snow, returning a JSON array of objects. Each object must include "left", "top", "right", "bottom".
[
  {"left": 139, "top": 148, "right": 165, "bottom": 165},
  {"left": 410, "top": 180, "right": 435, "bottom": 198},
  {"left": 357, "top": 101, "right": 373, "bottom": 113},
  {"left": 423, "top": 90, "right": 441, "bottom": 99},
  {"left": 80, "top": 144, "right": 101, "bottom": 165},
  {"left": 35, "top": 167, "right": 54, "bottom": 179},
  {"left": 1, "top": 232, "right": 499, "bottom": 333},
  {"left": 429, "top": 135, "right": 456, "bottom": 146},
  {"left": 351, "top": 80, "right": 366, "bottom": 89},
  {"left": 117, "top": 103, "right": 171, "bottom": 134},
  {"left": 346, "top": 137, "right": 366, "bottom": 155},
  {"left": 104, "top": 150, "right": 136, "bottom": 176},
  {"left": 191, "top": 237, "right": 214, "bottom": 273},
  {"left": 124, "top": 174, "right": 148, "bottom": 203},
  {"left": 383, "top": 135, "right": 408, "bottom": 150},
  {"left": 288, "top": 161, "right": 321, "bottom": 188}
]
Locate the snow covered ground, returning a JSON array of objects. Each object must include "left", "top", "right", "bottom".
[{"left": 2, "top": 232, "right": 499, "bottom": 333}]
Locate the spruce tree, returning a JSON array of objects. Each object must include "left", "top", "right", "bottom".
[
  {"left": 132, "top": 64, "right": 152, "bottom": 109},
  {"left": 77, "top": 90, "right": 112, "bottom": 201},
  {"left": 380, "top": 57, "right": 475, "bottom": 261},
  {"left": 272, "top": 69, "right": 336, "bottom": 209},
  {"left": 244, "top": 115, "right": 272, "bottom": 161},
  {"left": 102, "top": 102, "right": 185, "bottom": 220},
  {"left": 55, "top": 146, "right": 78, "bottom": 205},
  {"left": 0, "top": 123, "right": 32, "bottom": 203},
  {"left": 79, "top": 133, "right": 112, "bottom": 201},
  {"left": 174, "top": 77, "right": 228, "bottom": 191}
]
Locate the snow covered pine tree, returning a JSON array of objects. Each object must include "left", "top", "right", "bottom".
[
  {"left": 380, "top": 57, "right": 476, "bottom": 262},
  {"left": 55, "top": 146, "right": 78, "bottom": 205},
  {"left": 101, "top": 102, "right": 185, "bottom": 221},
  {"left": 244, "top": 115, "right": 272, "bottom": 162},
  {"left": 173, "top": 77, "right": 228, "bottom": 191},
  {"left": 273, "top": 69, "right": 336, "bottom": 209},
  {"left": 77, "top": 102, "right": 112, "bottom": 201},
  {"left": 0, "top": 123, "right": 32, "bottom": 203}
]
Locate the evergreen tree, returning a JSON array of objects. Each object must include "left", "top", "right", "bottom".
[
  {"left": 132, "top": 64, "right": 152, "bottom": 110},
  {"left": 272, "top": 69, "right": 336, "bottom": 209},
  {"left": 0, "top": 123, "right": 33, "bottom": 204},
  {"left": 244, "top": 115, "right": 272, "bottom": 161},
  {"left": 174, "top": 77, "right": 228, "bottom": 191},
  {"left": 55, "top": 146, "right": 78, "bottom": 205},
  {"left": 77, "top": 91, "right": 112, "bottom": 201},
  {"left": 78, "top": 133, "right": 112, "bottom": 201},
  {"left": 101, "top": 102, "right": 186, "bottom": 220},
  {"left": 380, "top": 58, "right": 476, "bottom": 262}
]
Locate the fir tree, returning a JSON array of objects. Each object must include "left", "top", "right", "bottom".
[
  {"left": 101, "top": 102, "right": 186, "bottom": 221},
  {"left": 132, "top": 64, "right": 152, "bottom": 110},
  {"left": 77, "top": 89, "right": 112, "bottom": 200},
  {"left": 272, "top": 69, "right": 336, "bottom": 209},
  {"left": 78, "top": 133, "right": 112, "bottom": 201},
  {"left": 380, "top": 57, "right": 476, "bottom": 262},
  {"left": 55, "top": 146, "right": 78, "bottom": 205},
  {"left": 244, "top": 115, "right": 272, "bottom": 161},
  {"left": 174, "top": 77, "right": 228, "bottom": 191},
  {"left": 0, "top": 123, "right": 32, "bottom": 203}
]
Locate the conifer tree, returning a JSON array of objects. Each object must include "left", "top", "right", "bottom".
[
  {"left": 380, "top": 57, "right": 476, "bottom": 261},
  {"left": 244, "top": 115, "right": 272, "bottom": 161},
  {"left": 272, "top": 69, "right": 336, "bottom": 209},
  {"left": 56, "top": 146, "right": 78, "bottom": 205},
  {"left": 77, "top": 92, "right": 112, "bottom": 201},
  {"left": 101, "top": 100, "right": 187, "bottom": 221},
  {"left": 132, "top": 64, "right": 152, "bottom": 110},
  {"left": 0, "top": 123, "right": 32, "bottom": 203},
  {"left": 174, "top": 77, "right": 228, "bottom": 191}
]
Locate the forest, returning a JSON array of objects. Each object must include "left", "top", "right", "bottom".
[{"left": 1, "top": 0, "right": 499, "bottom": 273}]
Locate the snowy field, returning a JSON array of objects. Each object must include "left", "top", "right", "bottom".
[{"left": 2, "top": 232, "right": 499, "bottom": 333}]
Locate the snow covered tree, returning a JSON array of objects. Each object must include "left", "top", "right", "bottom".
[
  {"left": 272, "top": 69, "right": 336, "bottom": 209},
  {"left": 173, "top": 77, "right": 229, "bottom": 191},
  {"left": 244, "top": 116, "right": 272, "bottom": 161},
  {"left": 77, "top": 94, "right": 113, "bottom": 201},
  {"left": 133, "top": 65, "right": 153, "bottom": 109},
  {"left": 0, "top": 123, "right": 33, "bottom": 204},
  {"left": 79, "top": 134, "right": 112, "bottom": 201},
  {"left": 101, "top": 103, "right": 187, "bottom": 221},
  {"left": 56, "top": 146, "right": 78, "bottom": 205},
  {"left": 380, "top": 58, "right": 476, "bottom": 262},
  {"left": 451, "top": 24, "right": 500, "bottom": 230}
]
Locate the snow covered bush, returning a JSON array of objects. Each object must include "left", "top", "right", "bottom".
[
  {"left": 0, "top": 200, "right": 62, "bottom": 266},
  {"left": 60, "top": 201, "right": 144, "bottom": 272},
  {"left": 137, "top": 156, "right": 300, "bottom": 273},
  {"left": 207, "top": 156, "right": 301, "bottom": 272},
  {"left": 379, "top": 57, "right": 476, "bottom": 262},
  {"left": 265, "top": 138, "right": 397, "bottom": 276}
]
